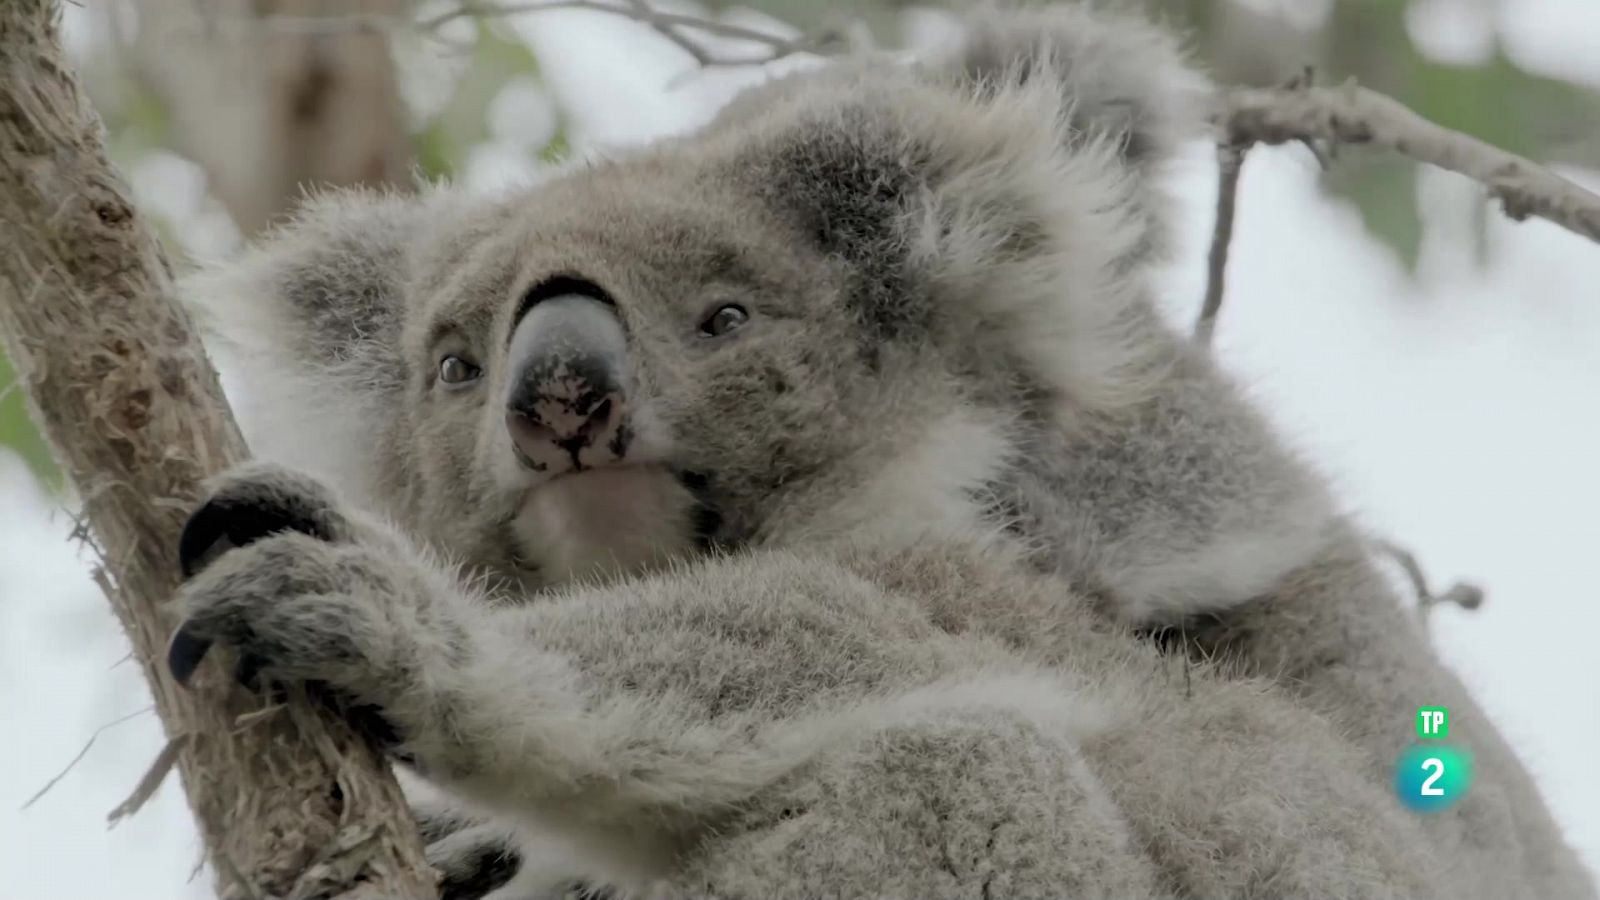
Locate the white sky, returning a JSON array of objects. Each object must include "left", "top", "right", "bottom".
[{"left": 3, "top": 3, "right": 1597, "bottom": 896}]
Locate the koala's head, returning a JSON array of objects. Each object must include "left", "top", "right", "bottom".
[{"left": 192, "top": 11, "right": 1198, "bottom": 588}]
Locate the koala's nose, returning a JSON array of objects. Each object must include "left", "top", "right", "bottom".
[{"left": 504, "top": 294, "right": 631, "bottom": 474}]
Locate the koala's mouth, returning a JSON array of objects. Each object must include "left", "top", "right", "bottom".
[
  {"left": 522, "top": 462, "right": 676, "bottom": 507},
  {"left": 508, "top": 464, "right": 720, "bottom": 584}
]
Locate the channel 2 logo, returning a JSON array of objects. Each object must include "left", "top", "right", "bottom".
[{"left": 1394, "top": 706, "right": 1473, "bottom": 812}]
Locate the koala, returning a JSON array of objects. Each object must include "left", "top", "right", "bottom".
[{"left": 173, "top": 4, "right": 1596, "bottom": 899}]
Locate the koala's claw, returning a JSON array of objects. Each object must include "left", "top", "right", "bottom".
[
  {"left": 166, "top": 624, "right": 214, "bottom": 687},
  {"left": 176, "top": 463, "right": 349, "bottom": 578},
  {"left": 178, "top": 495, "right": 325, "bottom": 578},
  {"left": 169, "top": 465, "right": 350, "bottom": 686},
  {"left": 163, "top": 465, "right": 424, "bottom": 755}
]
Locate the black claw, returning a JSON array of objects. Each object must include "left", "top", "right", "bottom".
[
  {"left": 178, "top": 496, "right": 328, "bottom": 579},
  {"left": 167, "top": 625, "right": 214, "bottom": 687},
  {"left": 304, "top": 680, "right": 406, "bottom": 753},
  {"left": 233, "top": 652, "right": 267, "bottom": 691}
]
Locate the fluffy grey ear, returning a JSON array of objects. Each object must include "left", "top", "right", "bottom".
[
  {"left": 185, "top": 189, "right": 420, "bottom": 386},
  {"left": 714, "top": 53, "right": 1173, "bottom": 410},
  {"left": 703, "top": 5, "right": 1202, "bottom": 409},
  {"left": 925, "top": 2, "right": 1208, "bottom": 267},
  {"left": 180, "top": 188, "right": 430, "bottom": 505}
]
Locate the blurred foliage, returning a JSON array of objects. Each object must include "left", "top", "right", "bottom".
[
  {"left": 417, "top": 21, "right": 569, "bottom": 181},
  {"left": 102, "top": 79, "right": 171, "bottom": 166},
  {"left": 1146, "top": 0, "right": 1600, "bottom": 270}
]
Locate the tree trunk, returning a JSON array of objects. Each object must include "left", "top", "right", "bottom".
[
  {"left": 128, "top": 0, "right": 414, "bottom": 236},
  {"left": 0, "top": 3, "right": 434, "bottom": 898}
]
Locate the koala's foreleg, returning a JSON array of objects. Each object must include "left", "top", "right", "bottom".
[
  {"left": 165, "top": 465, "right": 819, "bottom": 856},
  {"left": 659, "top": 694, "right": 1164, "bottom": 900}
]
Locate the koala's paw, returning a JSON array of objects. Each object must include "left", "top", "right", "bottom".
[
  {"left": 417, "top": 812, "right": 616, "bottom": 900},
  {"left": 176, "top": 461, "right": 357, "bottom": 577},
  {"left": 424, "top": 822, "right": 523, "bottom": 900},
  {"left": 167, "top": 464, "right": 417, "bottom": 748}
]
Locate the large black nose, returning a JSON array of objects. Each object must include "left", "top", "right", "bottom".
[{"left": 504, "top": 294, "right": 630, "bottom": 474}]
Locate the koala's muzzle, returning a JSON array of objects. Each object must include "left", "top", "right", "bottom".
[{"left": 504, "top": 294, "right": 631, "bottom": 474}]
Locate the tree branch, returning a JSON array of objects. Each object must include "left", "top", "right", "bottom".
[
  {"left": 0, "top": 3, "right": 433, "bottom": 898},
  {"left": 242, "top": 0, "right": 835, "bottom": 67},
  {"left": 422, "top": 0, "right": 814, "bottom": 52},
  {"left": 1196, "top": 78, "right": 1600, "bottom": 342},
  {"left": 1373, "top": 538, "right": 1485, "bottom": 635},
  {"left": 1194, "top": 142, "right": 1247, "bottom": 344},
  {"left": 1215, "top": 81, "right": 1600, "bottom": 244}
]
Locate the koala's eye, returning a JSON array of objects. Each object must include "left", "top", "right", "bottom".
[
  {"left": 699, "top": 304, "right": 749, "bottom": 338},
  {"left": 438, "top": 355, "right": 482, "bottom": 386}
]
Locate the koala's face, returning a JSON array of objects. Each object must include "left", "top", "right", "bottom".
[
  {"left": 367, "top": 67, "right": 1148, "bottom": 587},
  {"left": 207, "top": 35, "right": 1174, "bottom": 591},
  {"left": 400, "top": 133, "right": 964, "bottom": 585}
]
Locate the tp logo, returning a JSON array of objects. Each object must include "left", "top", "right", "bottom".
[
  {"left": 1396, "top": 706, "right": 1472, "bottom": 812},
  {"left": 1416, "top": 706, "right": 1449, "bottom": 739}
]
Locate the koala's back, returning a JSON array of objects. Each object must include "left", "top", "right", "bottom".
[{"left": 511, "top": 545, "right": 1447, "bottom": 899}]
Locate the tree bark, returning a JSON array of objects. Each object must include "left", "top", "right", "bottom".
[{"left": 0, "top": 3, "right": 434, "bottom": 898}]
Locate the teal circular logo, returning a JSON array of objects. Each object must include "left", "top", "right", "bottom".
[{"left": 1393, "top": 744, "right": 1473, "bottom": 812}]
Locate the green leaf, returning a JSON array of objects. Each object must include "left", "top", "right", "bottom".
[
  {"left": 539, "top": 128, "right": 570, "bottom": 165},
  {"left": 414, "top": 119, "right": 456, "bottom": 182},
  {"left": 1322, "top": 156, "right": 1424, "bottom": 272},
  {"left": 411, "top": 21, "right": 564, "bottom": 179}
]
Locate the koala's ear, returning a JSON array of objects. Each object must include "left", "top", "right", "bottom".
[
  {"left": 184, "top": 188, "right": 423, "bottom": 389},
  {"left": 717, "top": 5, "right": 1203, "bottom": 407},
  {"left": 180, "top": 188, "right": 435, "bottom": 499},
  {"left": 926, "top": 3, "right": 1209, "bottom": 268}
]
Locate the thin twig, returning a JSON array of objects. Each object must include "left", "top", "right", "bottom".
[
  {"left": 21, "top": 705, "right": 154, "bottom": 810},
  {"left": 1213, "top": 80, "right": 1600, "bottom": 244},
  {"left": 627, "top": 0, "right": 708, "bottom": 66},
  {"left": 206, "top": 10, "right": 394, "bottom": 35},
  {"left": 244, "top": 0, "right": 824, "bottom": 67},
  {"left": 1194, "top": 142, "right": 1247, "bottom": 344},
  {"left": 1375, "top": 539, "right": 1430, "bottom": 599},
  {"left": 1373, "top": 538, "right": 1484, "bottom": 634},
  {"left": 107, "top": 732, "right": 192, "bottom": 826},
  {"left": 417, "top": 0, "right": 817, "bottom": 64}
]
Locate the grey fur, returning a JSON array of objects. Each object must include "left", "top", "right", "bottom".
[{"left": 177, "top": 4, "right": 1594, "bottom": 898}]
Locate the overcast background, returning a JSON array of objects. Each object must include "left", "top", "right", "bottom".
[{"left": 1, "top": 1, "right": 1596, "bottom": 896}]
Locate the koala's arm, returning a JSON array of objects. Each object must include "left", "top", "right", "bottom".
[
  {"left": 167, "top": 465, "right": 840, "bottom": 842},
  {"left": 165, "top": 466, "right": 1178, "bottom": 899}
]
